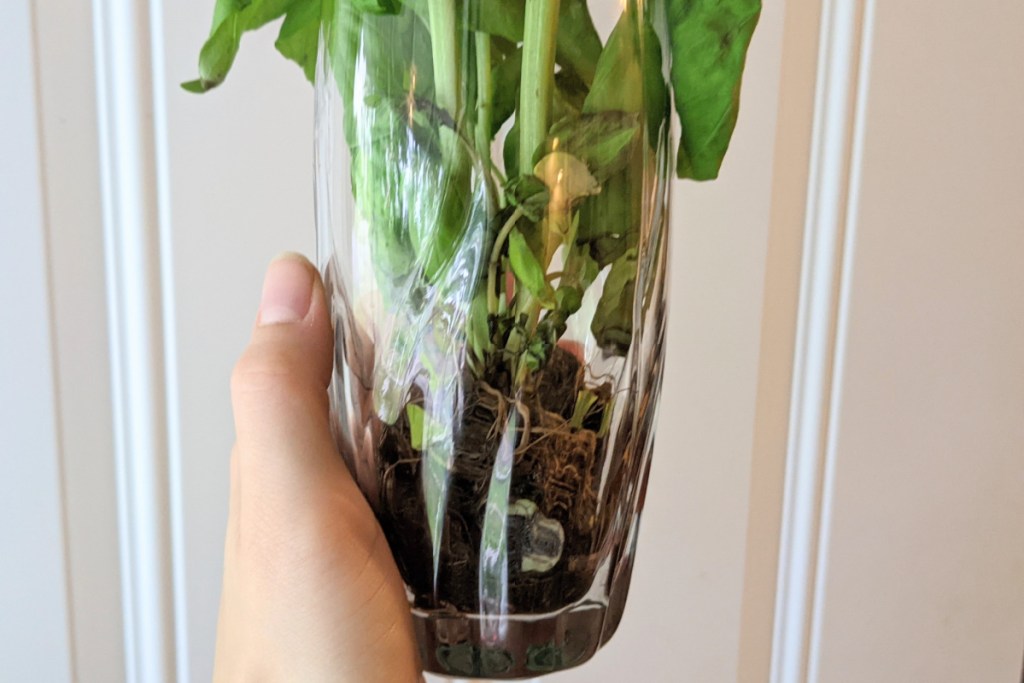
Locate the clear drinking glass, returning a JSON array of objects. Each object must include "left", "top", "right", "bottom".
[{"left": 315, "top": 0, "right": 670, "bottom": 676}]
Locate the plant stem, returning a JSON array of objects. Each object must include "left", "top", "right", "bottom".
[
  {"left": 488, "top": 207, "right": 524, "bottom": 316},
  {"left": 518, "top": 0, "right": 560, "bottom": 173},
  {"left": 427, "top": 0, "right": 460, "bottom": 160},
  {"left": 508, "top": 0, "right": 560, "bottom": 359},
  {"left": 474, "top": 33, "right": 493, "bottom": 161}
]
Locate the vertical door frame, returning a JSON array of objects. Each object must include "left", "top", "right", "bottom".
[
  {"left": 738, "top": 0, "right": 878, "bottom": 681},
  {"left": 91, "top": 0, "right": 186, "bottom": 680}
]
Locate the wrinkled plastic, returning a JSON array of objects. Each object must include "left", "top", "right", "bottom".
[{"left": 315, "top": 1, "right": 670, "bottom": 677}]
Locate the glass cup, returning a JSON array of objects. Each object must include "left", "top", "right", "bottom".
[{"left": 315, "top": 0, "right": 670, "bottom": 676}]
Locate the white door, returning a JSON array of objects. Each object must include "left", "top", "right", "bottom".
[
  {"left": 769, "top": 2, "right": 1024, "bottom": 681},
  {"left": 3, "top": 0, "right": 1021, "bottom": 682}
]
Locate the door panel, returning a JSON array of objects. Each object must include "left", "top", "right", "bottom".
[
  {"left": 0, "top": 2, "right": 73, "bottom": 679},
  {"left": 809, "top": 2, "right": 1024, "bottom": 680}
]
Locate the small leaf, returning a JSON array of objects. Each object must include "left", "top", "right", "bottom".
[
  {"left": 180, "top": 79, "right": 207, "bottom": 94},
  {"left": 584, "top": 11, "right": 644, "bottom": 114},
  {"left": 503, "top": 117, "right": 521, "bottom": 179},
  {"left": 467, "top": 290, "right": 492, "bottom": 361},
  {"left": 186, "top": 12, "right": 243, "bottom": 92},
  {"left": 353, "top": 0, "right": 401, "bottom": 14},
  {"left": 591, "top": 250, "right": 638, "bottom": 354},
  {"left": 505, "top": 174, "right": 550, "bottom": 222},
  {"left": 508, "top": 229, "right": 556, "bottom": 309},
  {"left": 490, "top": 47, "right": 523, "bottom": 137},
  {"left": 274, "top": 0, "right": 321, "bottom": 82},
  {"left": 555, "top": 285, "right": 582, "bottom": 316},
  {"left": 555, "top": 0, "right": 603, "bottom": 86},
  {"left": 545, "top": 112, "right": 640, "bottom": 183},
  {"left": 553, "top": 69, "right": 588, "bottom": 117},
  {"left": 406, "top": 403, "right": 425, "bottom": 450},
  {"left": 533, "top": 151, "right": 600, "bottom": 205},
  {"left": 463, "top": 0, "right": 525, "bottom": 42},
  {"left": 570, "top": 389, "right": 599, "bottom": 430}
]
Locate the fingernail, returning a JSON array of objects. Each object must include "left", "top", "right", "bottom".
[{"left": 258, "top": 253, "right": 313, "bottom": 326}]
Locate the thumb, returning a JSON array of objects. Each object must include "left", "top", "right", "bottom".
[{"left": 230, "top": 253, "right": 340, "bottom": 493}]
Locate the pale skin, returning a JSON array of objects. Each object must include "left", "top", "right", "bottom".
[{"left": 214, "top": 253, "right": 422, "bottom": 682}]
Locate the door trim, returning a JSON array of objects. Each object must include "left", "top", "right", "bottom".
[
  {"left": 766, "top": 1, "right": 876, "bottom": 681},
  {"left": 91, "top": 0, "right": 184, "bottom": 680}
]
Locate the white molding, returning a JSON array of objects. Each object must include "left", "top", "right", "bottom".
[
  {"left": 806, "top": 1, "right": 876, "bottom": 679},
  {"left": 91, "top": 0, "right": 181, "bottom": 681},
  {"left": 769, "top": 1, "right": 875, "bottom": 682},
  {"left": 148, "top": 0, "right": 191, "bottom": 677}
]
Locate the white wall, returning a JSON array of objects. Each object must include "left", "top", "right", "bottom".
[{"left": 0, "top": 2, "right": 73, "bottom": 679}]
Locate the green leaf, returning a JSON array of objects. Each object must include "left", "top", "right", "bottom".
[
  {"left": 555, "top": 0, "right": 603, "bottom": 86},
  {"left": 211, "top": 0, "right": 241, "bottom": 28},
  {"left": 351, "top": 103, "right": 422, "bottom": 279},
  {"left": 463, "top": 0, "right": 525, "bottom": 42},
  {"left": 570, "top": 388, "right": 599, "bottom": 429},
  {"left": 508, "top": 228, "right": 556, "bottom": 309},
  {"left": 353, "top": 0, "right": 401, "bottom": 13},
  {"left": 340, "top": 9, "right": 482, "bottom": 286},
  {"left": 583, "top": 6, "right": 668, "bottom": 139},
  {"left": 406, "top": 403, "right": 425, "bottom": 450},
  {"left": 503, "top": 117, "right": 521, "bottom": 178},
  {"left": 467, "top": 289, "right": 492, "bottom": 362},
  {"left": 553, "top": 69, "right": 588, "bottom": 116},
  {"left": 572, "top": 7, "right": 665, "bottom": 276},
  {"left": 182, "top": 0, "right": 321, "bottom": 92},
  {"left": 489, "top": 47, "right": 522, "bottom": 137},
  {"left": 183, "top": 13, "right": 243, "bottom": 93},
  {"left": 666, "top": 0, "right": 761, "bottom": 179},
  {"left": 554, "top": 285, "right": 582, "bottom": 315},
  {"left": 275, "top": 0, "right": 321, "bottom": 82},
  {"left": 358, "top": 9, "right": 436, "bottom": 101},
  {"left": 545, "top": 112, "right": 640, "bottom": 183},
  {"left": 591, "top": 249, "right": 637, "bottom": 354},
  {"left": 504, "top": 174, "right": 550, "bottom": 222},
  {"left": 640, "top": 16, "right": 670, "bottom": 140},
  {"left": 584, "top": 11, "right": 644, "bottom": 114}
]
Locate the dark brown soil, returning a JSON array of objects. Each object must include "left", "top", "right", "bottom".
[{"left": 375, "top": 346, "right": 613, "bottom": 614}]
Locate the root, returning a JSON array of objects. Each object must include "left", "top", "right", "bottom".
[
  {"left": 478, "top": 382, "right": 508, "bottom": 440},
  {"left": 514, "top": 398, "right": 532, "bottom": 455}
]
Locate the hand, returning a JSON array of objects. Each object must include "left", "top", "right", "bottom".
[{"left": 214, "top": 253, "right": 422, "bottom": 682}]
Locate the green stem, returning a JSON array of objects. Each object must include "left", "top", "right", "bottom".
[
  {"left": 508, "top": 0, "right": 560, "bottom": 362},
  {"left": 427, "top": 0, "right": 460, "bottom": 160},
  {"left": 475, "top": 33, "right": 493, "bottom": 161},
  {"left": 487, "top": 207, "right": 525, "bottom": 316},
  {"left": 519, "top": 0, "right": 560, "bottom": 173}
]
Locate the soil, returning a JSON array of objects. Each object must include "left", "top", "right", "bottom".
[{"left": 375, "top": 346, "right": 614, "bottom": 614}]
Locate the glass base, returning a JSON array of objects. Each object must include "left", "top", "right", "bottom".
[{"left": 413, "top": 602, "right": 611, "bottom": 679}]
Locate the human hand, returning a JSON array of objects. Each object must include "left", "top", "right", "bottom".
[{"left": 214, "top": 253, "right": 422, "bottom": 682}]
